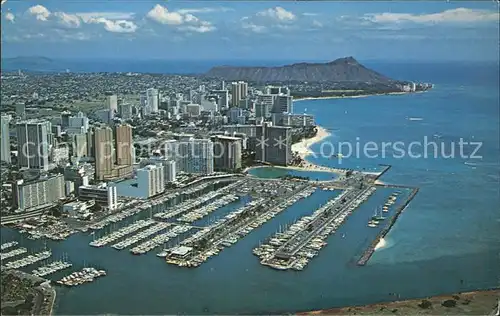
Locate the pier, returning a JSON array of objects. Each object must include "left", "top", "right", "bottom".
[
  {"left": 1, "top": 247, "right": 28, "bottom": 261},
  {"left": 165, "top": 184, "right": 316, "bottom": 267},
  {"left": 1, "top": 250, "right": 52, "bottom": 270},
  {"left": 89, "top": 219, "right": 155, "bottom": 247},
  {"left": 256, "top": 186, "right": 377, "bottom": 270},
  {"left": 357, "top": 186, "right": 419, "bottom": 266},
  {"left": 111, "top": 222, "right": 171, "bottom": 250}
]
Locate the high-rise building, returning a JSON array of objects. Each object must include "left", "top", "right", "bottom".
[
  {"left": 93, "top": 126, "right": 114, "bottom": 180},
  {"left": 211, "top": 135, "right": 242, "bottom": 172},
  {"left": 115, "top": 124, "right": 133, "bottom": 166},
  {"left": 176, "top": 139, "right": 214, "bottom": 174},
  {"left": 212, "top": 90, "right": 229, "bottom": 109},
  {"left": 186, "top": 104, "right": 201, "bottom": 117},
  {"left": 228, "top": 108, "right": 243, "bottom": 124},
  {"left": 16, "top": 120, "right": 51, "bottom": 171},
  {"left": 79, "top": 183, "right": 118, "bottom": 210},
  {"left": 231, "top": 82, "right": 241, "bottom": 107},
  {"left": 239, "top": 81, "right": 248, "bottom": 99},
  {"left": 266, "top": 86, "right": 290, "bottom": 96},
  {"left": 272, "top": 94, "right": 293, "bottom": 113},
  {"left": 137, "top": 164, "right": 164, "bottom": 197},
  {"left": 1, "top": 115, "right": 11, "bottom": 163},
  {"left": 146, "top": 88, "right": 159, "bottom": 113},
  {"left": 72, "top": 133, "right": 88, "bottom": 158},
  {"left": 141, "top": 157, "right": 177, "bottom": 183},
  {"left": 86, "top": 128, "right": 95, "bottom": 158},
  {"left": 68, "top": 112, "right": 89, "bottom": 133},
  {"left": 255, "top": 102, "right": 269, "bottom": 119},
  {"left": 118, "top": 103, "right": 133, "bottom": 119},
  {"left": 13, "top": 174, "right": 65, "bottom": 211},
  {"left": 106, "top": 95, "right": 118, "bottom": 113},
  {"left": 256, "top": 94, "right": 275, "bottom": 117},
  {"left": 16, "top": 104, "right": 26, "bottom": 119},
  {"left": 61, "top": 111, "right": 71, "bottom": 129},
  {"left": 256, "top": 124, "right": 292, "bottom": 166}
]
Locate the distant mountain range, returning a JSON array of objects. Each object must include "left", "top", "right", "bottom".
[
  {"left": 1, "top": 56, "right": 56, "bottom": 71},
  {"left": 205, "top": 57, "right": 394, "bottom": 83}
]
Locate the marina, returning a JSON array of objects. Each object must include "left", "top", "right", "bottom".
[
  {"left": 255, "top": 186, "right": 377, "bottom": 271},
  {"left": 177, "top": 194, "right": 240, "bottom": 223},
  {"left": 0, "top": 240, "right": 18, "bottom": 251},
  {"left": 357, "top": 186, "right": 420, "bottom": 266},
  {"left": 89, "top": 219, "right": 156, "bottom": 247},
  {"left": 153, "top": 180, "right": 242, "bottom": 220},
  {"left": 131, "top": 225, "right": 193, "bottom": 255},
  {"left": 1, "top": 250, "right": 52, "bottom": 270},
  {"left": 111, "top": 222, "right": 171, "bottom": 250},
  {"left": 32, "top": 260, "right": 73, "bottom": 277},
  {"left": 164, "top": 184, "right": 318, "bottom": 267},
  {"left": 0, "top": 247, "right": 28, "bottom": 261},
  {"left": 56, "top": 267, "right": 107, "bottom": 287}
]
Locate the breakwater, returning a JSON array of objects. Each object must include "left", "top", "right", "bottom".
[{"left": 357, "top": 186, "right": 419, "bottom": 266}]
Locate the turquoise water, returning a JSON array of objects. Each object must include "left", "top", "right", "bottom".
[
  {"left": 1, "top": 62, "right": 499, "bottom": 314},
  {"left": 248, "top": 166, "right": 338, "bottom": 181}
]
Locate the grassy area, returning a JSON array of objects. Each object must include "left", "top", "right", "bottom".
[{"left": 300, "top": 289, "right": 499, "bottom": 315}]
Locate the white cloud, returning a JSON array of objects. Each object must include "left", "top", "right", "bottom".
[
  {"left": 53, "top": 12, "right": 81, "bottom": 28},
  {"left": 146, "top": 4, "right": 216, "bottom": 33},
  {"left": 147, "top": 4, "right": 184, "bottom": 25},
  {"left": 86, "top": 17, "right": 138, "bottom": 33},
  {"left": 242, "top": 22, "right": 266, "bottom": 33},
  {"left": 27, "top": 5, "right": 51, "bottom": 21},
  {"left": 4, "top": 12, "right": 14, "bottom": 22},
  {"left": 76, "top": 12, "right": 135, "bottom": 22},
  {"left": 312, "top": 20, "right": 323, "bottom": 28},
  {"left": 302, "top": 12, "right": 319, "bottom": 17},
  {"left": 177, "top": 7, "right": 233, "bottom": 14},
  {"left": 180, "top": 23, "right": 216, "bottom": 33},
  {"left": 366, "top": 8, "right": 500, "bottom": 24},
  {"left": 257, "top": 6, "right": 296, "bottom": 22}
]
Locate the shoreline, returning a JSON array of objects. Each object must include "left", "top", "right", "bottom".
[
  {"left": 293, "top": 91, "right": 426, "bottom": 103},
  {"left": 290, "top": 126, "right": 347, "bottom": 174},
  {"left": 298, "top": 288, "right": 500, "bottom": 315}
]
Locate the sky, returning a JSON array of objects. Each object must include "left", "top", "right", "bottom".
[{"left": 1, "top": 1, "right": 499, "bottom": 62}]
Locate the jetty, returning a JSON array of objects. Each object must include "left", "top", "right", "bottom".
[{"left": 357, "top": 186, "right": 419, "bottom": 265}]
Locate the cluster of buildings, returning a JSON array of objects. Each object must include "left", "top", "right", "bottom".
[{"left": 1, "top": 81, "right": 317, "bottom": 216}]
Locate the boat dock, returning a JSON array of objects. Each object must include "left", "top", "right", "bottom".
[
  {"left": 177, "top": 194, "right": 239, "bottom": 223},
  {"left": 56, "top": 267, "right": 106, "bottom": 287},
  {"left": 89, "top": 219, "right": 155, "bottom": 247},
  {"left": 165, "top": 184, "right": 316, "bottom": 267},
  {"left": 32, "top": 261, "right": 72, "bottom": 277},
  {"left": 131, "top": 225, "right": 192, "bottom": 255},
  {"left": 1, "top": 250, "right": 52, "bottom": 270},
  {"left": 111, "top": 222, "right": 171, "bottom": 250},
  {"left": 257, "top": 186, "right": 377, "bottom": 271},
  {"left": 154, "top": 180, "right": 244, "bottom": 220},
  {"left": 0, "top": 241, "right": 18, "bottom": 251},
  {"left": 1, "top": 247, "right": 28, "bottom": 261},
  {"left": 357, "top": 186, "right": 419, "bottom": 266}
]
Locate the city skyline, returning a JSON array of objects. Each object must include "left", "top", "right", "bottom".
[{"left": 1, "top": 1, "right": 499, "bottom": 61}]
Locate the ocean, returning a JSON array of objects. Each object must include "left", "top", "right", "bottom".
[{"left": 1, "top": 61, "right": 499, "bottom": 314}]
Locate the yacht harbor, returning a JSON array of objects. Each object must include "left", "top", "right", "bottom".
[
  {"left": 1, "top": 250, "right": 52, "bottom": 270},
  {"left": 1, "top": 247, "right": 28, "bottom": 261},
  {"left": 56, "top": 267, "right": 107, "bottom": 287},
  {"left": 254, "top": 186, "right": 377, "bottom": 271},
  {"left": 32, "top": 260, "right": 73, "bottom": 277}
]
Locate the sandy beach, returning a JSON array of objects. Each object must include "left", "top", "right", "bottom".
[
  {"left": 292, "top": 125, "right": 331, "bottom": 161},
  {"left": 293, "top": 91, "right": 413, "bottom": 103}
]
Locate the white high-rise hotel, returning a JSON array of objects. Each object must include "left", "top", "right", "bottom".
[
  {"left": 146, "top": 88, "right": 159, "bottom": 113},
  {"left": 1, "top": 115, "right": 11, "bottom": 163},
  {"left": 174, "top": 139, "right": 214, "bottom": 174},
  {"left": 16, "top": 120, "right": 51, "bottom": 171}
]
